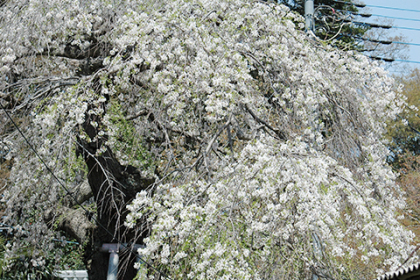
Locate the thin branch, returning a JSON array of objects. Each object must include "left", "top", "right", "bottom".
[
  {"left": 125, "top": 109, "right": 149, "bottom": 121},
  {"left": 242, "top": 103, "right": 286, "bottom": 140}
]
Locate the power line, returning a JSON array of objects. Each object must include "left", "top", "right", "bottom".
[
  {"left": 312, "top": 1, "right": 420, "bottom": 65},
  {"left": 392, "top": 26, "right": 420, "bottom": 32},
  {"left": 338, "top": 10, "right": 420, "bottom": 23},
  {"left": 353, "top": 36, "right": 420, "bottom": 47},
  {"left": 331, "top": 0, "right": 367, "bottom": 8},
  {"left": 392, "top": 41, "right": 420, "bottom": 47},
  {"left": 332, "top": 7, "right": 420, "bottom": 31},
  {"left": 333, "top": 0, "right": 420, "bottom": 13},
  {"left": 363, "top": 14, "right": 420, "bottom": 23},
  {"left": 350, "top": 21, "right": 420, "bottom": 32},
  {"left": 364, "top": 4, "right": 420, "bottom": 13},
  {"left": 369, "top": 56, "right": 420, "bottom": 64},
  {"left": 0, "top": 101, "right": 173, "bottom": 280},
  {"left": 394, "top": 59, "right": 420, "bottom": 65},
  {"left": 350, "top": 20, "right": 391, "bottom": 29}
]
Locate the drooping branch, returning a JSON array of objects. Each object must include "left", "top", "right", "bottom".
[
  {"left": 242, "top": 103, "right": 287, "bottom": 140},
  {"left": 72, "top": 76, "right": 155, "bottom": 279},
  {"left": 1, "top": 77, "right": 80, "bottom": 111}
]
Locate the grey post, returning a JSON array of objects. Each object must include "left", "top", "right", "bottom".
[
  {"left": 101, "top": 243, "right": 146, "bottom": 280},
  {"left": 108, "top": 251, "right": 119, "bottom": 280},
  {"left": 101, "top": 243, "right": 120, "bottom": 280},
  {"left": 305, "top": 0, "right": 315, "bottom": 32}
]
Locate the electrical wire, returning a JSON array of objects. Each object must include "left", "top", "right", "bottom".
[
  {"left": 0, "top": 101, "right": 173, "bottom": 280},
  {"left": 346, "top": 20, "right": 392, "bottom": 29},
  {"left": 392, "top": 41, "right": 420, "bottom": 47},
  {"left": 335, "top": 9, "right": 420, "bottom": 24},
  {"left": 332, "top": 5, "right": 420, "bottom": 31},
  {"left": 331, "top": 0, "right": 367, "bottom": 8},
  {"left": 314, "top": 4, "right": 352, "bottom": 41},
  {"left": 350, "top": 21, "right": 420, "bottom": 32},
  {"left": 368, "top": 14, "right": 420, "bottom": 23},
  {"left": 393, "top": 59, "right": 420, "bottom": 64},
  {"left": 369, "top": 56, "right": 420, "bottom": 64},
  {"left": 391, "top": 26, "right": 420, "bottom": 32},
  {"left": 314, "top": 2, "right": 420, "bottom": 65},
  {"left": 353, "top": 35, "right": 420, "bottom": 63},
  {"left": 352, "top": 35, "right": 420, "bottom": 47},
  {"left": 333, "top": 0, "right": 420, "bottom": 13},
  {"left": 364, "top": 4, "right": 420, "bottom": 13},
  {"left": 333, "top": 11, "right": 420, "bottom": 61}
]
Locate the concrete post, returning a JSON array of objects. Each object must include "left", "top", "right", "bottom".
[
  {"left": 101, "top": 244, "right": 120, "bottom": 280},
  {"left": 305, "top": 0, "right": 315, "bottom": 32},
  {"left": 107, "top": 250, "right": 119, "bottom": 280},
  {"left": 100, "top": 243, "right": 145, "bottom": 280}
]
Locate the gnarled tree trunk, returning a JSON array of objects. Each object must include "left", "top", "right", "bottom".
[{"left": 77, "top": 93, "right": 154, "bottom": 280}]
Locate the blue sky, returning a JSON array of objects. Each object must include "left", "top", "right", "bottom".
[{"left": 357, "top": 0, "right": 420, "bottom": 72}]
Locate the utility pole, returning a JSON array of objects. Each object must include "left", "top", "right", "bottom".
[{"left": 305, "top": 0, "right": 315, "bottom": 32}]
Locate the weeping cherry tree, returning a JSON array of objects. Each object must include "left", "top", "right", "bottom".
[{"left": 0, "top": 0, "right": 416, "bottom": 279}]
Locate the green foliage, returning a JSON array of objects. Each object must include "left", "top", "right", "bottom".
[
  {"left": 0, "top": 235, "right": 85, "bottom": 280},
  {"left": 386, "top": 69, "right": 420, "bottom": 168},
  {"left": 107, "top": 99, "right": 154, "bottom": 171},
  {"left": 56, "top": 242, "right": 85, "bottom": 271}
]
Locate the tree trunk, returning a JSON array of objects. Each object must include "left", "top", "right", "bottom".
[{"left": 78, "top": 100, "right": 154, "bottom": 280}]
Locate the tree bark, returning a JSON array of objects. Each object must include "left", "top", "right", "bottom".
[{"left": 77, "top": 99, "right": 154, "bottom": 280}]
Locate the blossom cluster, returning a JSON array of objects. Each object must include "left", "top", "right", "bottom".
[{"left": 128, "top": 138, "right": 413, "bottom": 279}]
